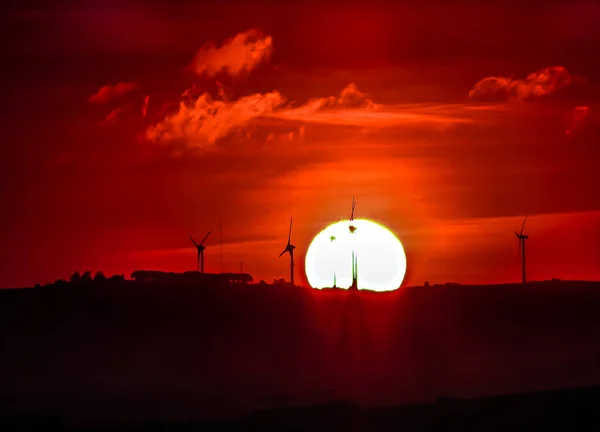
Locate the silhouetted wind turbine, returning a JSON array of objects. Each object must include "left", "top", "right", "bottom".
[
  {"left": 349, "top": 199, "right": 357, "bottom": 234},
  {"left": 279, "top": 217, "right": 296, "bottom": 285},
  {"left": 349, "top": 197, "right": 358, "bottom": 291},
  {"left": 189, "top": 230, "right": 212, "bottom": 273},
  {"left": 515, "top": 217, "right": 529, "bottom": 284},
  {"left": 328, "top": 217, "right": 341, "bottom": 242},
  {"left": 330, "top": 233, "right": 338, "bottom": 288}
]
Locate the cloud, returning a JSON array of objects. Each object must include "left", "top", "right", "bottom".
[
  {"left": 187, "top": 29, "right": 273, "bottom": 77},
  {"left": 142, "top": 95, "right": 150, "bottom": 118},
  {"left": 468, "top": 66, "right": 578, "bottom": 102},
  {"left": 99, "top": 106, "right": 128, "bottom": 125},
  {"left": 181, "top": 84, "right": 204, "bottom": 101},
  {"left": 565, "top": 105, "right": 600, "bottom": 136},
  {"left": 300, "top": 83, "right": 379, "bottom": 111},
  {"left": 267, "top": 104, "right": 476, "bottom": 128},
  {"left": 216, "top": 81, "right": 227, "bottom": 102},
  {"left": 88, "top": 82, "right": 140, "bottom": 104},
  {"left": 265, "top": 85, "right": 476, "bottom": 128},
  {"left": 146, "top": 82, "right": 478, "bottom": 149},
  {"left": 145, "top": 91, "right": 285, "bottom": 149},
  {"left": 128, "top": 236, "right": 281, "bottom": 258}
]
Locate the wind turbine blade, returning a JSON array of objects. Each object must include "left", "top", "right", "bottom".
[
  {"left": 188, "top": 234, "right": 198, "bottom": 246},
  {"left": 288, "top": 217, "right": 293, "bottom": 245},
  {"left": 200, "top": 230, "right": 212, "bottom": 245},
  {"left": 519, "top": 217, "right": 528, "bottom": 236},
  {"left": 279, "top": 248, "right": 288, "bottom": 258}
]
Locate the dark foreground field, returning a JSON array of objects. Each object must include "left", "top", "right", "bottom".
[
  {"left": 3, "top": 385, "right": 599, "bottom": 431},
  {"left": 1, "top": 280, "right": 600, "bottom": 429}
]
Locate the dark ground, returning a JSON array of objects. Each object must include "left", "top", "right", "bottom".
[{"left": 1, "top": 279, "right": 600, "bottom": 429}]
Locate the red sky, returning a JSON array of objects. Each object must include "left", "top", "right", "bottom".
[{"left": 1, "top": 0, "right": 600, "bottom": 288}]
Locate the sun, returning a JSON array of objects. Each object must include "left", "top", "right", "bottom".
[{"left": 304, "top": 219, "right": 407, "bottom": 292}]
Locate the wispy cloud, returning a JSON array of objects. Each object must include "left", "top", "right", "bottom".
[
  {"left": 88, "top": 82, "right": 140, "bottom": 104},
  {"left": 142, "top": 95, "right": 150, "bottom": 118},
  {"left": 127, "top": 236, "right": 281, "bottom": 258},
  {"left": 565, "top": 105, "right": 600, "bottom": 136},
  {"left": 145, "top": 80, "right": 481, "bottom": 149},
  {"left": 264, "top": 85, "right": 477, "bottom": 128},
  {"left": 267, "top": 103, "right": 477, "bottom": 128},
  {"left": 468, "top": 66, "right": 579, "bottom": 102},
  {"left": 299, "top": 83, "right": 378, "bottom": 111},
  {"left": 187, "top": 29, "right": 273, "bottom": 77},
  {"left": 99, "top": 105, "right": 128, "bottom": 125},
  {"left": 145, "top": 91, "right": 286, "bottom": 149},
  {"left": 146, "top": 35, "right": 590, "bottom": 151}
]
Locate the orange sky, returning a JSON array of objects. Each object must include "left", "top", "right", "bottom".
[{"left": 1, "top": 1, "right": 600, "bottom": 288}]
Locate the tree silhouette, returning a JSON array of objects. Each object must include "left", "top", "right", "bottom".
[
  {"left": 94, "top": 271, "right": 106, "bottom": 282},
  {"left": 70, "top": 271, "right": 81, "bottom": 284},
  {"left": 81, "top": 271, "right": 93, "bottom": 283}
]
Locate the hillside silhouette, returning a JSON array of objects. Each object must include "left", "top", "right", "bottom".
[{"left": 1, "top": 277, "right": 600, "bottom": 428}]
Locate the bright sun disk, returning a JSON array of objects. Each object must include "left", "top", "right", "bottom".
[{"left": 304, "top": 219, "right": 407, "bottom": 292}]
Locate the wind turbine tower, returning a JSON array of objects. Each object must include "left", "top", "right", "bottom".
[
  {"left": 189, "top": 230, "right": 212, "bottom": 273},
  {"left": 279, "top": 217, "right": 296, "bottom": 285},
  {"left": 515, "top": 217, "right": 529, "bottom": 284},
  {"left": 349, "top": 197, "right": 358, "bottom": 291}
]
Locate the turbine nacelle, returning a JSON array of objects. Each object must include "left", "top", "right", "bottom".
[
  {"left": 189, "top": 231, "right": 212, "bottom": 250},
  {"left": 516, "top": 216, "right": 528, "bottom": 238},
  {"left": 279, "top": 244, "right": 296, "bottom": 257}
]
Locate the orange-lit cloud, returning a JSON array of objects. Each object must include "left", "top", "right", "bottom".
[
  {"left": 142, "top": 95, "right": 150, "bottom": 118},
  {"left": 266, "top": 86, "right": 477, "bottom": 128},
  {"left": 88, "top": 82, "right": 140, "bottom": 104},
  {"left": 468, "top": 66, "right": 577, "bottom": 102},
  {"left": 267, "top": 102, "right": 477, "bottom": 128},
  {"left": 299, "top": 83, "right": 378, "bottom": 111},
  {"left": 565, "top": 105, "right": 596, "bottom": 136},
  {"left": 216, "top": 81, "right": 227, "bottom": 101},
  {"left": 146, "top": 81, "right": 481, "bottom": 149},
  {"left": 187, "top": 29, "right": 273, "bottom": 77},
  {"left": 145, "top": 91, "right": 285, "bottom": 149},
  {"left": 99, "top": 106, "right": 127, "bottom": 125},
  {"left": 181, "top": 84, "right": 203, "bottom": 101}
]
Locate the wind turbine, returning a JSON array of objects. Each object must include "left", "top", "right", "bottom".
[
  {"left": 349, "top": 198, "right": 357, "bottom": 234},
  {"left": 330, "top": 233, "right": 338, "bottom": 288},
  {"left": 189, "top": 230, "right": 212, "bottom": 273},
  {"left": 349, "top": 197, "right": 358, "bottom": 291},
  {"left": 515, "top": 217, "right": 529, "bottom": 284},
  {"left": 327, "top": 217, "right": 341, "bottom": 242},
  {"left": 279, "top": 217, "right": 296, "bottom": 285}
]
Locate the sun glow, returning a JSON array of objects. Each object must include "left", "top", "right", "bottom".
[{"left": 304, "top": 219, "right": 407, "bottom": 292}]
